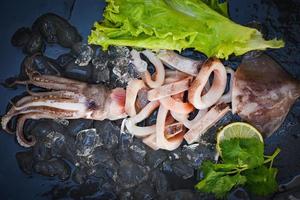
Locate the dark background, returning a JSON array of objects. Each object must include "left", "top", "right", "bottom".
[{"left": 0, "top": 0, "right": 299, "bottom": 199}]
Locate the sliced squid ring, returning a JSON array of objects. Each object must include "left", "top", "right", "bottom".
[
  {"left": 218, "top": 67, "right": 235, "bottom": 104},
  {"left": 160, "top": 97, "right": 194, "bottom": 114},
  {"left": 184, "top": 103, "right": 230, "bottom": 144},
  {"left": 125, "top": 79, "right": 146, "bottom": 117},
  {"left": 170, "top": 108, "right": 208, "bottom": 129},
  {"left": 125, "top": 101, "right": 160, "bottom": 137},
  {"left": 157, "top": 50, "right": 201, "bottom": 76},
  {"left": 141, "top": 50, "right": 165, "bottom": 88},
  {"left": 148, "top": 77, "right": 192, "bottom": 101},
  {"left": 156, "top": 105, "right": 184, "bottom": 151},
  {"left": 188, "top": 58, "right": 227, "bottom": 109}
]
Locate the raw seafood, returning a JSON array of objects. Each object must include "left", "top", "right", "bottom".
[
  {"left": 2, "top": 58, "right": 127, "bottom": 147},
  {"left": 155, "top": 105, "right": 185, "bottom": 151},
  {"left": 160, "top": 96, "right": 194, "bottom": 114},
  {"left": 158, "top": 50, "right": 201, "bottom": 76},
  {"left": 123, "top": 50, "right": 231, "bottom": 149},
  {"left": 5, "top": 50, "right": 299, "bottom": 149},
  {"left": 148, "top": 77, "right": 192, "bottom": 101},
  {"left": 125, "top": 101, "right": 159, "bottom": 137},
  {"left": 140, "top": 50, "right": 165, "bottom": 88},
  {"left": 188, "top": 57, "right": 227, "bottom": 109},
  {"left": 184, "top": 103, "right": 230, "bottom": 144},
  {"left": 2, "top": 50, "right": 232, "bottom": 149},
  {"left": 232, "top": 53, "right": 300, "bottom": 137},
  {"left": 125, "top": 79, "right": 146, "bottom": 117}
]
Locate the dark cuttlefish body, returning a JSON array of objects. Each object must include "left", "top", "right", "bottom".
[{"left": 232, "top": 53, "right": 300, "bottom": 137}]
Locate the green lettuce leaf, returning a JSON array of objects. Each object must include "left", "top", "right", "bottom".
[
  {"left": 202, "top": 0, "right": 229, "bottom": 17},
  {"left": 88, "top": 0, "right": 284, "bottom": 59}
]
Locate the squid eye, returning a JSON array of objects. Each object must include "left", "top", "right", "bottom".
[{"left": 87, "top": 100, "right": 97, "bottom": 110}]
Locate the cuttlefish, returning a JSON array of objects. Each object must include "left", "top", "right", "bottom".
[{"left": 232, "top": 53, "right": 300, "bottom": 137}]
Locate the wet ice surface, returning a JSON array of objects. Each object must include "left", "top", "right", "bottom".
[
  {"left": 58, "top": 44, "right": 135, "bottom": 87},
  {"left": 1, "top": 0, "right": 300, "bottom": 199},
  {"left": 13, "top": 104, "right": 219, "bottom": 199},
  {"left": 7, "top": 34, "right": 300, "bottom": 200},
  {"left": 15, "top": 117, "right": 218, "bottom": 199}
]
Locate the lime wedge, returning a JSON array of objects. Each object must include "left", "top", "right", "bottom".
[{"left": 216, "top": 122, "right": 264, "bottom": 154}]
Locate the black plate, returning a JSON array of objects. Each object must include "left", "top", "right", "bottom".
[{"left": 0, "top": 0, "right": 299, "bottom": 199}]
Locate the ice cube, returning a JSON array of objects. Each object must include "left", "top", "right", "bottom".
[
  {"left": 73, "top": 43, "right": 94, "bottom": 66},
  {"left": 33, "top": 158, "right": 71, "bottom": 180},
  {"left": 151, "top": 170, "right": 169, "bottom": 194},
  {"left": 54, "top": 118, "right": 69, "bottom": 126},
  {"left": 181, "top": 143, "right": 215, "bottom": 168},
  {"left": 146, "top": 150, "right": 168, "bottom": 168},
  {"left": 75, "top": 128, "right": 101, "bottom": 156},
  {"left": 160, "top": 190, "right": 198, "bottom": 200},
  {"left": 44, "top": 131, "right": 65, "bottom": 149},
  {"left": 117, "top": 160, "right": 149, "bottom": 189},
  {"left": 134, "top": 182, "right": 157, "bottom": 200},
  {"left": 108, "top": 46, "right": 130, "bottom": 58},
  {"left": 94, "top": 121, "right": 119, "bottom": 149},
  {"left": 72, "top": 167, "right": 88, "bottom": 184},
  {"left": 87, "top": 147, "right": 113, "bottom": 167},
  {"left": 92, "top": 57, "right": 108, "bottom": 70},
  {"left": 129, "top": 141, "right": 147, "bottom": 165},
  {"left": 66, "top": 119, "right": 93, "bottom": 137},
  {"left": 171, "top": 160, "right": 194, "bottom": 179}
]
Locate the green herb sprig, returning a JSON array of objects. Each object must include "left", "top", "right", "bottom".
[{"left": 195, "top": 138, "right": 280, "bottom": 198}]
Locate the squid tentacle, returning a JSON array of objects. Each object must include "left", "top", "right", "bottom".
[
  {"left": 16, "top": 113, "right": 40, "bottom": 147},
  {"left": 26, "top": 73, "right": 87, "bottom": 92},
  {"left": 14, "top": 91, "right": 83, "bottom": 108},
  {"left": 2, "top": 106, "right": 79, "bottom": 134},
  {"left": 13, "top": 95, "right": 85, "bottom": 111},
  {"left": 16, "top": 110, "right": 79, "bottom": 147}
]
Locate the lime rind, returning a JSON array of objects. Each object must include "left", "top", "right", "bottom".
[{"left": 216, "top": 122, "right": 264, "bottom": 154}]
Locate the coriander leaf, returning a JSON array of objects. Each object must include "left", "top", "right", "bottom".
[
  {"left": 196, "top": 168, "right": 246, "bottom": 198},
  {"left": 220, "top": 138, "right": 264, "bottom": 168},
  {"left": 244, "top": 166, "right": 278, "bottom": 196},
  {"left": 213, "top": 163, "right": 239, "bottom": 172},
  {"left": 200, "top": 160, "right": 216, "bottom": 176},
  {"left": 201, "top": 160, "right": 237, "bottom": 174}
]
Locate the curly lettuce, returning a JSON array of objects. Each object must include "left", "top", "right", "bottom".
[{"left": 88, "top": 0, "right": 284, "bottom": 59}]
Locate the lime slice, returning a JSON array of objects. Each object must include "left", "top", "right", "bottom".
[{"left": 216, "top": 122, "right": 264, "bottom": 154}]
